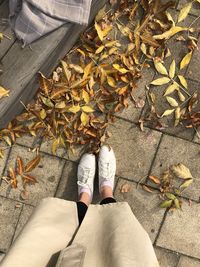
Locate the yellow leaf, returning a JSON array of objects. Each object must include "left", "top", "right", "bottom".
[
  {"left": 161, "top": 109, "right": 175, "bottom": 117},
  {"left": 95, "top": 45, "right": 105, "bottom": 54},
  {"left": 107, "top": 76, "right": 116, "bottom": 87},
  {"left": 171, "top": 163, "right": 193, "bottom": 179},
  {"left": 80, "top": 112, "right": 89, "bottom": 126},
  {"left": 68, "top": 105, "right": 80, "bottom": 113},
  {"left": 174, "top": 107, "right": 181, "bottom": 127},
  {"left": 55, "top": 101, "right": 66, "bottom": 109},
  {"left": 105, "top": 40, "right": 120, "bottom": 47},
  {"left": 61, "top": 60, "right": 71, "bottom": 81},
  {"left": 0, "top": 86, "right": 9, "bottom": 99},
  {"left": 81, "top": 105, "right": 94, "bottom": 113},
  {"left": 52, "top": 139, "right": 59, "bottom": 155},
  {"left": 166, "top": 96, "right": 179, "bottom": 107},
  {"left": 40, "top": 109, "right": 46, "bottom": 119},
  {"left": 3, "top": 136, "right": 12, "bottom": 146},
  {"left": 116, "top": 23, "right": 130, "bottom": 36},
  {"left": 177, "top": 90, "right": 185, "bottom": 102},
  {"left": 150, "top": 77, "right": 170, "bottom": 85},
  {"left": 140, "top": 43, "right": 147, "bottom": 55},
  {"left": 178, "top": 75, "right": 188, "bottom": 88},
  {"left": 164, "top": 83, "right": 179, "bottom": 96},
  {"left": 178, "top": 2, "right": 192, "bottom": 23},
  {"left": 153, "top": 26, "right": 188, "bottom": 40},
  {"left": 180, "top": 51, "right": 192, "bottom": 70},
  {"left": 116, "top": 86, "right": 128, "bottom": 95},
  {"left": 169, "top": 60, "right": 176, "bottom": 78},
  {"left": 180, "top": 178, "right": 193, "bottom": 188},
  {"left": 154, "top": 61, "right": 168, "bottom": 75},
  {"left": 166, "top": 12, "right": 175, "bottom": 26},
  {"left": 82, "top": 90, "right": 90, "bottom": 103},
  {"left": 113, "top": 64, "right": 128, "bottom": 74},
  {"left": 95, "top": 22, "right": 112, "bottom": 41},
  {"left": 83, "top": 61, "right": 93, "bottom": 79},
  {"left": 69, "top": 64, "right": 83, "bottom": 73}
]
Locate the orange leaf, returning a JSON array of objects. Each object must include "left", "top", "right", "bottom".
[{"left": 24, "top": 155, "right": 41, "bottom": 173}]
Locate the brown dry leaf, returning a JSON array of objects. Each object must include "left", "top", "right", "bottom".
[
  {"left": 95, "top": 22, "right": 112, "bottom": 41},
  {"left": 38, "top": 72, "right": 51, "bottom": 96},
  {"left": 148, "top": 175, "right": 160, "bottom": 184},
  {"left": 142, "top": 184, "right": 153, "bottom": 193},
  {"left": 21, "top": 173, "right": 37, "bottom": 184},
  {"left": 16, "top": 156, "right": 24, "bottom": 175},
  {"left": 120, "top": 183, "right": 131, "bottom": 193},
  {"left": 0, "top": 86, "right": 10, "bottom": 99},
  {"left": 61, "top": 60, "right": 71, "bottom": 81},
  {"left": 24, "top": 155, "right": 41, "bottom": 173}
]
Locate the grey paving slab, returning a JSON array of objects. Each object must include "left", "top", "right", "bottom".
[
  {"left": 39, "top": 139, "right": 87, "bottom": 162},
  {"left": 150, "top": 134, "right": 200, "bottom": 201},
  {"left": 0, "top": 197, "right": 22, "bottom": 251},
  {"left": 107, "top": 119, "right": 162, "bottom": 182},
  {"left": 157, "top": 201, "right": 200, "bottom": 259},
  {"left": 177, "top": 255, "right": 200, "bottom": 267},
  {"left": 117, "top": 67, "right": 155, "bottom": 123},
  {"left": 193, "top": 132, "right": 200, "bottom": 144},
  {"left": 0, "top": 144, "right": 65, "bottom": 206},
  {"left": 14, "top": 204, "right": 34, "bottom": 240},
  {"left": 114, "top": 178, "right": 165, "bottom": 243},
  {"left": 177, "top": 0, "right": 200, "bottom": 17},
  {"left": 0, "top": 143, "right": 10, "bottom": 176},
  {"left": 154, "top": 247, "right": 180, "bottom": 267},
  {"left": 186, "top": 38, "right": 200, "bottom": 82},
  {"left": 16, "top": 134, "right": 36, "bottom": 148}
]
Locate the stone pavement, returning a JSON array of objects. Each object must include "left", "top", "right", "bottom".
[{"left": 0, "top": 1, "right": 200, "bottom": 266}]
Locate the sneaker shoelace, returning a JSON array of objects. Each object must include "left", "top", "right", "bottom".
[
  {"left": 100, "top": 162, "right": 112, "bottom": 181},
  {"left": 77, "top": 167, "right": 91, "bottom": 188}
]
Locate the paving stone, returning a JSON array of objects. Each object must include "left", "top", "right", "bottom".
[
  {"left": 0, "top": 144, "right": 65, "bottom": 206},
  {"left": 14, "top": 204, "right": 34, "bottom": 240},
  {"left": 16, "top": 135, "right": 36, "bottom": 148},
  {"left": 186, "top": 39, "right": 200, "bottom": 82},
  {"left": 107, "top": 118, "right": 161, "bottom": 182},
  {"left": 193, "top": 132, "right": 200, "bottom": 144},
  {"left": 114, "top": 178, "right": 165, "bottom": 242},
  {"left": 154, "top": 247, "right": 180, "bottom": 267},
  {"left": 39, "top": 138, "right": 87, "bottom": 162},
  {"left": 116, "top": 67, "right": 155, "bottom": 123},
  {"left": 0, "top": 197, "right": 22, "bottom": 251},
  {"left": 157, "top": 201, "right": 200, "bottom": 259},
  {"left": 0, "top": 143, "right": 10, "bottom": 176},
  {"left": 177, "top": 0, "right": 200, "bottom": 17},
  {"left": 177, "top": 255, "right": 200, "bottom": 267},
  {"left": 150, "top": 134, "right": 200, "bottom": 201}
]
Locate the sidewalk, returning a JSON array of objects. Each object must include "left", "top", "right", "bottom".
[{"left": 0, "top": 0, "right": 200, "bottom": 266}]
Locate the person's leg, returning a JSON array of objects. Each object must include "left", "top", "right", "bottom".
[
  {"left": 98, "top": 145, "right": 117, "bottom": 205},
  {"left": 76, "top": 153, "right": 96, "bottom": 225}
]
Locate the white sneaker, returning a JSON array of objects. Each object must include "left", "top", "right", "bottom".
[
  {"left": 77, "top": 153, "right": 96, "bottom": 199},
  {"left": 98, "top": 145, "right": 116, "bottom": 192}
]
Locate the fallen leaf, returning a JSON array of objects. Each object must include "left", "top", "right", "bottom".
[
  {"left": 166, "top": 96, "right": 179, "bottom": 107},
  {"left": 160, "top": 199, "right": 173, "bottom": 208},
  {"left": 148, "top": 175, "right": 160, "bottom": 184},
  {"left": 150, "top": 77, "right": 170, "bottom": 86},
  {"left": 161, "top": 109, "right": 175, "bottom": 117},
  {"left": 154, "top": 61, "right": 168, "bottom": 75},
  {"left": 142, "top": 184, "right": 153, "bottom": 193},
  {"left": 169, "top": 60, "right": 176, "bottom": 78},
  {"left": 16, "top": 156, "right": 24, "bottom": 174},
  {"left": 24, "top": 155, "right": 41, "bottom": 172},
  {"left": 68, "top": 105, "right": 81, "bottom": 113},
  {"left": 113, "top": 64, "right": 128, "bottom": 74},
  {"left": 20, "top": 190, "right": 29, "bottom": 200},
  {"left": 0, "top": 86, "right": 9, "bottom": 99},
  {"left": 178, "top": 75, "right": 188, "bottom": 89},
  {"left": 164, "top": 83, "right": 178, "bottom": 96},
  {"left": 180, "top": 51, "right": 193, "bottom": 70},
  {"left": 171, "top": 163, "right": 193, "bottom": 179},
  {"left": 153, "top": 26, "right": 188, "bottom": 40},
  {"left": 120, "top": 183, "right": 131, "bottom": 193},
  {"left": 166, "top": 192, "right": 176, "bottom": 200},
  {"left": 180, "top": 178, "right": 193, "bottom": 188},
  {"left": 81, "top": 105, "right": 94, "bottom": 113},
  {"left": 80, "top": 112, "right": 89, "bottom": 126},
  {"left": 178, "top": 2, "right": 192, "bottom": 23}
]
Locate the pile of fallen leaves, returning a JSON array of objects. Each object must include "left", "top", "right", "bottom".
[{"left": 0, "top": 0, "right": 199, "bottom": 201}]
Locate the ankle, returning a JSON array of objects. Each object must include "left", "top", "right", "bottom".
[
  {"left": 78, "top": 192, "right": 91, "bottom": 206},
  {"left": 100, "top": 186, "right": 114, "bottom": 199}
]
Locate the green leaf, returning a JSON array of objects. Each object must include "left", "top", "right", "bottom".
[
  {"left": 160, "top": 200, "right": 173, "bottom": 208},
  {"left": 174, "top": 198, "right": 181, "bottom": 209},
  {"left": 166, "top": 193, "right": 176, "bottom": 200},
  {"left": 40, "top": 96, "right": 54, "bottom": 108}
]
